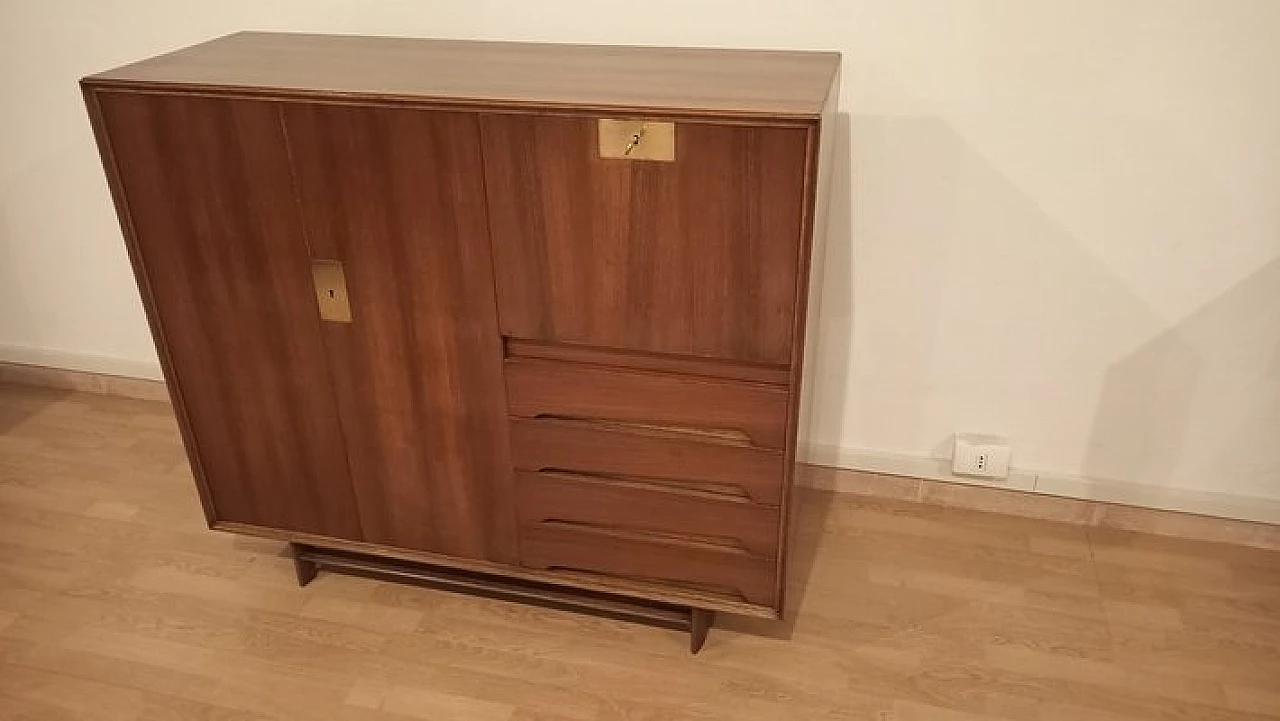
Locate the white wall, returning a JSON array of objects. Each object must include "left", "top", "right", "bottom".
[{"left": 2, "top": 1, "right": 1278, "bottom": 511}]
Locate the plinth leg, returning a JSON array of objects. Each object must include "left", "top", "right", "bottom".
[
  {"left": 291, "top": 543, "right": 318, "bottom": 587},
  {"left": 690, "top": 608, "right": 714, "bottom": 654}
]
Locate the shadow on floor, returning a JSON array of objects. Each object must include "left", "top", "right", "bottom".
[
  {"left": 717, "top": 486, "right": 837, "bottom": 641},
  {"left": 0, "top": 381, "right": 71, "bottom": 434}
]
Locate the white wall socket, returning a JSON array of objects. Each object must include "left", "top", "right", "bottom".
[{"left": 951, "top": 433, "right": 1012, "bottom": 479}]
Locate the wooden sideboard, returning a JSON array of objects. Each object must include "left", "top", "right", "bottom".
[{"left": 83, "top": 32, "right": 839, "bottom": 651}]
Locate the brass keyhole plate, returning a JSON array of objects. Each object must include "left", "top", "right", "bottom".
[
  {"left": 311, "top": 259, "right": 352, "bottom": 323},
  {"left": 598, "top": 119, "right": 675, "bottom": 162}
]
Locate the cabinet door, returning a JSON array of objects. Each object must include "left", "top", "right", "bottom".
[
  {"left": 94, "top": 92, "right": 361, "bottom": 538},
  {"left": 482, "top": 115, "right": 812, "bottom": 366},
  {"left": 283, "top": 104, "right": 517, "bottom": 563}
]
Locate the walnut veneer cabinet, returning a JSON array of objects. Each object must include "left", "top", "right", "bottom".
[{"left": 83, "top": 32, "right": 839, "bottom": 651}]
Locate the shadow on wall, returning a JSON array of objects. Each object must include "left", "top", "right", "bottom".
[
  {"left": 1085, "top": 256, "right": 1280, "bottom": 497},
  {"left": 1085, "top": 322, "right": 1202, "bottom": 490},
  {"left": 797, "top": 111, "right": 854, "bottom": 455},
  {"left": 810, "top": 111, "right": 1278, "bottom": 501},
  {"left": 845, "top": 114, "right": 970, "bottom": 462},
  {"left": 0, "top": 198, "right": 37, "bottom": 351}
]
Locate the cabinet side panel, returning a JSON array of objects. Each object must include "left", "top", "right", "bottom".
[
  {"left": 780, "top": 73, "right": 841, "bottom": 612},
  {"left": 283, "top": 103, "right": 517, "bottom": 564},
  {"left": 93, "top": 91, "right": 361, "bottom": 538}
]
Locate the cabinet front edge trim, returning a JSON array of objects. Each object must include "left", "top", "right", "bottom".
[{"left": 79, "top": 79, "right": 823, "bottom": 125}]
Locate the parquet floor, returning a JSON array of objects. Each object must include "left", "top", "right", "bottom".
[{"left": 1, "top": 381, "right": 1278, "bottom": 720}]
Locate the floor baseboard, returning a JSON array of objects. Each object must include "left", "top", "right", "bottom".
[
  {"left": 0, "top": 344, "right": 163, "bottom": 381},
  {"left": 0, "top": 360, "right": 169, "bottom": 402},
  {"left": 3, "top": 359, "right": 1275, "bottom": 551},
  {"left": 804, "top": 442, "right": 1280, "bottom": 528},
  {"left": 799, "top": 464, "right": 1280, "bottom": 552}
]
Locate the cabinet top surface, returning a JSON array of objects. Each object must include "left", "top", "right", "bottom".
[{"left": 85, "top": 32, "right": 840, "bottom": 118}]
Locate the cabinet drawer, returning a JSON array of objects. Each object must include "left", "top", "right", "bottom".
[
  {"left": 519, "top": 522, "right": 777, "bottom": 606},
  {"left": 509, "top": 418, "right": 786, "bottom": 505},
  {"left": 517, "top": 471, "right": 780, "bottom": 556},
  {"left": 505, "top": 357, "right": 789, "bottom": 449}
]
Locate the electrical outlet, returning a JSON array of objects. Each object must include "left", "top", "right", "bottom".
[{"left": 952, "top": 433, "right": 1011, "bottom": 479}]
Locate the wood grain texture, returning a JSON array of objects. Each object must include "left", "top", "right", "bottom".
[
  {"left": 282, "top": 103, "right": 517, "bottom": 564},
  {"left": 81, "top": 86, "right": 217, "bottom": 527},
  {"left": 508, "top": 418, "right": 787, "bottom": 505},
  {"left": 3, "top": 383, "right": 1280, "bottom": 720},
  {"left": 504, "top": 357, "right": 790, "bottom": 449},
  {"left": 505, "top": 338, "right": 791, "bottom": 385},
  {"left": 86, "top": 31, "right": 840, "bottom": 118},
  {"left": 88, "top": 91, "right": 361, "bottom": 540},
  {"left": 516, "top": 471, "right": 780, "bottom": 556},
  {"left": 483, "top": 114, "right": 812, "bottom": 364},
  {"left": 519, "top": 522, "right": 778, "bottom": 606}
]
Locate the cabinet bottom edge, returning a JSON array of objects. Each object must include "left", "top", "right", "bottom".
[{"left": 212, "top": 520, "right": 780, "bottom": 619}]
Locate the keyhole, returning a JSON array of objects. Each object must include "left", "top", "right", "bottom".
[{"left": 328, "top": 289, "right": 335, "bottom": 299}]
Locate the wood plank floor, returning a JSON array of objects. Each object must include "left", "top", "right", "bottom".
[{"left": 1, "top": 381, "right": 1278, "bottom": 720}]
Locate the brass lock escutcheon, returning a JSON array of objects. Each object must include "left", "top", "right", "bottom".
[
  {"left": 598, "top": 119, "right": 675, "bottom": 162},
  {"left": 311, "top": 259, "right": 352, "bottom": 323}
]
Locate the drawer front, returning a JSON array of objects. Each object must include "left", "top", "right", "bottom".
[
  {"left": 505, "top": 357, "right": 789, "bottom": 449},
  {"left": 517, "top": 471, "right": 780, "bottom": 556},
  {"left": 482, "top": 114, "right": 811, "bottom": 365},
  {"left": 509, "top": 418, "right": 786, "bottom": 505},
  {"left": 519, "top": 522, "right": 777, "bottom": 606}
]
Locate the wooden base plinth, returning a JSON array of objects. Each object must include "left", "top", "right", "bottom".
[
  {"left": 289, "top": 543, "right": 715, "bottom": 653},
  {"left": 290, "top": 542, "right": 318, "bottom": 586}
]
